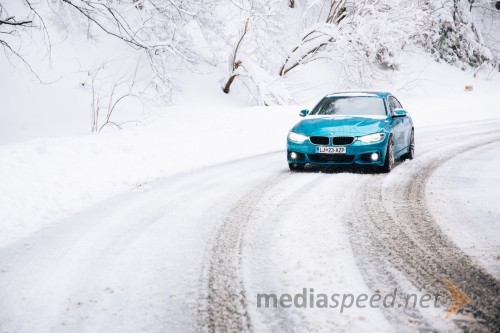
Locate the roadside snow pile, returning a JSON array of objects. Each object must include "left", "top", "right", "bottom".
[{"left": 0, "top": 105, "right": 297, "bottom": 246}]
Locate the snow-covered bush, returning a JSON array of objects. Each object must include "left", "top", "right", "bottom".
[{"left": 421, "top": 0, "right": 496, "bottom": 70}]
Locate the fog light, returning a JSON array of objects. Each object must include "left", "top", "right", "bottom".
[
  {"left": 370, "top": 153, "right": 379, "bottom": 161},
  {"left": 290, "top": 152, "right": 298, "bottom": 159}
]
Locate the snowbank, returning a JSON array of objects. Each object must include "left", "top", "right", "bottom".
[{"left": 0, "top": 105, "right": 298, "bottom": 246}]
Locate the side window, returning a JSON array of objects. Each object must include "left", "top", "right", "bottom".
[
  {"left": 393, "top": 97, "right": 403, "bottom": 109},
  {"left": 388, "top": 97, "right": 396, "bottom": 112}
]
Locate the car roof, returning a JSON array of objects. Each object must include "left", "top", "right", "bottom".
[{"left": 325, "top": 90, "right": 391, "bottom": 98}]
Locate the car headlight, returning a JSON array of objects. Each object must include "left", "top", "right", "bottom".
[
  {"left": 288, "top": 131, "right": 308, "bottom": 143},
  {"left": 357, "top": 133, "right": 385, "bottom": 143}
]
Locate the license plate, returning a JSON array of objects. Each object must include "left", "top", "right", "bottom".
[{"left": 316, "top": 146, "right": 346, "bottom": 154}]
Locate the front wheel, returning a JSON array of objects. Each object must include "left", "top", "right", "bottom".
[
  {"left": 380, "top": 136, "right": 394, "bottom": 173},
  {"left": 289, "top": 163, "right": 305, "bottom": 171}
]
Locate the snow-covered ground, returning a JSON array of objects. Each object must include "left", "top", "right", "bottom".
[
  {"left": 427, "top": 142, "right": 500, "bottom": 277},
  {"left": 1, "top": 119, "right": 499, "bottom": 332}
]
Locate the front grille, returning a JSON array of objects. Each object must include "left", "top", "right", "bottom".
[
  {"left": 308, "top": 154, "right": 355, "bottom": 163},
  {"left": 331, "top": 136, "right": 354, "bottom": 145},
  {"left": 310, "top": 136, "right": 329, "bottom": 145}
]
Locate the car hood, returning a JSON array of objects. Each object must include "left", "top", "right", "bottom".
[{"left": 291, "top": 115, "right": 390, "bottom": 136}]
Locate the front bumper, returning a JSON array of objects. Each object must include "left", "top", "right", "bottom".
[{"left": 287, "top": 137, "right": 388, "bottom": 166}]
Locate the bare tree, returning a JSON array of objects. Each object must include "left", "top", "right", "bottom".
[
  {"left": 222, "top": 19, "right": 248, "bottom": 94},
  {"left": 0, "top": 1, "right": 50, "bottom": 82},
  {"left": 59, "top": 0, "right": 216, "bottom": 98},
  {"left": 88, "top": 63, "right": 143, "bottom": 133},
  {"left": 2, "top": 0, "right": 218, "bottom": 98}
]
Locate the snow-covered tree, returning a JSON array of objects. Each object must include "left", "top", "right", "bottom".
[
  {"left": 280, "top": 0, "right": 427, "bottom": 87},
  {"left": 59, "top": 0, "right": 218, "bottom": 98},
  {"left": 1, "top": 0, "right": 219, "bottom": 99},
  {"left": 421, "top": 0, "right": 497, "bottom": 70},
  {"left": 2, "top": 0, "right": 498, "bottom": 109},
  {"left": 219, "top": 0, "right": 293, "bottom": 105}
]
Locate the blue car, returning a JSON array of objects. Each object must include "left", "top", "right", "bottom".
[{"left": 287, "top": 91, "right": 414, "bottom": 172}]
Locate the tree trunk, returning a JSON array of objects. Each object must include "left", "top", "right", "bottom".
[
  {"left": 222, "top": 59, "right": 242, "bottom": 94},
  {"left": 223, "top": 74, "right": 238, "bottom": 94}
]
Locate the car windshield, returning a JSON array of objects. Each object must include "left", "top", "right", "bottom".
[{"left": 309, "top": 96, "right": 387, "bottom": 116}]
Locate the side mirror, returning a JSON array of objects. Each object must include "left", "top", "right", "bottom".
[
  {"left": 392, "top": 109, "right": 407, "bottom": 117},
  {"left": 299, "top": 109, "right": 309, "bottom": 117}
]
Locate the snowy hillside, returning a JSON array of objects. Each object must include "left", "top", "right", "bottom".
[{"left": 1, "top": 0, "right": 499, "bottom": 144}]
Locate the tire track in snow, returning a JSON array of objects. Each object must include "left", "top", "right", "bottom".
[
  {"left": 200, "top": 172, "right": 290, "bottom": 333},
  {"left": 348, "top": 132, "right": 500, "bottom": 332},
  {"left": 199, "top": 122, "right": 500, "bottom": 333}
]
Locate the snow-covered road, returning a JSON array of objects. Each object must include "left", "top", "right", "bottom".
[{"left": 1, "top": 120, "right": 499, "bottom": 333}]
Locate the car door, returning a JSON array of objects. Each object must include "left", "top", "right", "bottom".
[
  {"left": 393, "top": 97, "right": 411, "bottom": 151},
  {"left": 388, "top": 96, "right": 405, "bottom": 153}
]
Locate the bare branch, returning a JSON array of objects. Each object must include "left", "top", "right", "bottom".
[
  {"left": 0, "top": 17, "right": 32, "bottom": 26},
  {"left": 61, "top": 0, "right": 146, "bottom": 50},
  {"left": 0, "top": 39, "right": 45, "bottom": 83}
]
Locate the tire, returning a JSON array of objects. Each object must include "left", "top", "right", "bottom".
[
  {"left": 289, "top": 163, "right": 305, "bottom": 171},
  {"left": 402, "top": 129, "right": 415, "bottom": 160},
  {"left": 380, "top": 136, "right": 395, "bottom": 173}
]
